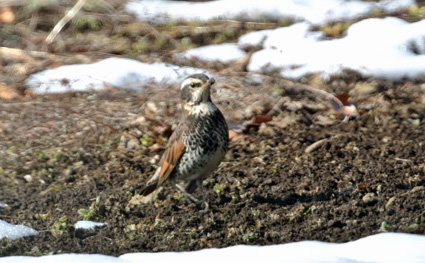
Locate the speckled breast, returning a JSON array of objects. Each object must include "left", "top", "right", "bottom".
[{"left": 173, "top": 106, "right": 228, "bottom": 181}]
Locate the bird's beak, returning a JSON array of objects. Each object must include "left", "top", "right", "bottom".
[
  {"left": 200, "top": 78, "right": 215, "bottom": 90},
  {"left": 207, "top": 78, "right": 215, "bottom": 86}
]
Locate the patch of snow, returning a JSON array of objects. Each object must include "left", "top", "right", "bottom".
[
  {"left": 1, "top": 233, "right": 425, "bottom": 263},
  {"left": 126, "top": 0, "right": 414, "bottom": 25},
  {"left": 0, "top": 220, "right": 39, "bottom": 240},
  {"left": 25, "top": 58, "right": 207, "bottom": 94},
  {"left": 0, "top": 254, "right": 124, "bottom": 263},
  {"left": 74, "top": 221, "right": 107, "bottom": 230},
  {"left": 121, "top": 233, "right": 425, "bottom": 263},
  {"left": 0, "top": 203, "right": 8, "bottom": 208},
  {"left": 175, "top": 43, "right": 246, "bottom": 64},
  {"left": 246, "top": 17, "right": 425, "bottom": 80}
]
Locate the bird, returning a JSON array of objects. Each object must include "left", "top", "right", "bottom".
[{"left": 141, "top": 73, "right": 229, "bottom": 211}]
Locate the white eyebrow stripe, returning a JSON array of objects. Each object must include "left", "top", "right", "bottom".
[{"left": 181, "top": 78, "right": 203, "bottom": 89}]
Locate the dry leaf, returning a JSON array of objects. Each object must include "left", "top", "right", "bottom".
[
  {"left": 229, "top": 129, "right": 243, "bottom": 143},
  {"left": 0, "top": 6, "right": 14, "bottom": 23},
  {"left": 252, "top": 115, "right": 272, "bottom": 124},
  {"left": 357, "top": 184, "right": 367, "bottom": 189},
  {"left": 0, "top": 82, "right": 20, "bottom": 100}
]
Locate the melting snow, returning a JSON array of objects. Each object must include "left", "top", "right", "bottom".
[
  {"left": 25, "top": 58, "right": 207, "bottom": 94},
  {"left": 1, "top": 233, "right": 425, "bottom": 263},
  {"left": 74, "top": 221, "right": 107, "bottom": 230},
  {"left": 0, "top": 220, "right": 39, "bottom": 241}
]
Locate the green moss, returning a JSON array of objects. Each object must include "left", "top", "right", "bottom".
[
  {"left": 132, "top": 38, "right": 150, "bottom": 53},
  {"left": 75, "top": 16, "right": 101, "bottom": 31},
  {"left": 223, "top": 28, "right": 235, "bottom": 40},
  {"left": 278, "top": 19, "right": 294, "bottom": 27},
  {"left": 408, "top": 5, "right": 422, "bottom": 19}
]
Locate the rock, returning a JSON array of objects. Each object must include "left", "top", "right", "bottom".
[
  {"left": 126, "top": 136, "right": 140, "bottom": 149},
  {"left": 407, "top": 186, "right": 424, "bottom": 195},
  {"left": 349, "top": 81, "right": 379, "bottom": 96},
  {"left": 252, "top": 156, "right": 265, "bottom": 165},
  {"left": 362, "top": 193, "right": 377, "bottom": 205},
  {"left": 258, "top": 123, "right": 276, "bottom": 137},
  {"left": 127, "top": 190, "right": 162, "bottom": 208}
]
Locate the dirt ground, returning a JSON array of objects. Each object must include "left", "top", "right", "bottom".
[{"left": 1, "top": 0, "right": 425, "bottom": 257}]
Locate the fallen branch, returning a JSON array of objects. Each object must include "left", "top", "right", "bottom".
[{"left": 0, "top": 46, "right": 50, "bottom": 59}]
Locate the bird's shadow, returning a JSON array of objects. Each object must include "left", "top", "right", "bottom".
[{"left": 253, "top": 192, "right": 333, "bottom": 207}]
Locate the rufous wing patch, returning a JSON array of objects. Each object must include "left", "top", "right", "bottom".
[{"left": 158, "top": 131, "right": 185, "bottom": 186}]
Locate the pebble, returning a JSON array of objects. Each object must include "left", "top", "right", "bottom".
[
  {"left": 385, "top": 196, "right": 396, "bottom": 209},
  {"left": 305, "top": 139, "right": 327, "bottom": 153},
  {"left": 258, "top": 123, "right": 276, "bottom": 137},
  {"left": 362, "top": 193, "right": 376, "bottom": 204},
  {"left": 23, "top": 174, "right": 33, "bottom": 183}
]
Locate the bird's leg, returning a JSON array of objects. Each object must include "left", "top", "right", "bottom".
[
  {"left": 196, "top": 179, "right": 209, "bottom": 211},
  {"left": 175, "top": 184, "right": 200, "bottom": 203},
  {"left": 185, "top": 180, "right": 197, "bottom": 194}
]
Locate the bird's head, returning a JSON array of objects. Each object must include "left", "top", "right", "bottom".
[{"left": 180, "top": 74, "right": 215, "bottom": 106}]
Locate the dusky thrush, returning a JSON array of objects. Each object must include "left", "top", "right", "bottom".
[{"left": 141, "top": 74, "right": 229, "bottom": 210}]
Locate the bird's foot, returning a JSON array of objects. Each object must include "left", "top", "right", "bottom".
[{"left": 175, "top": 184, "right": 200, "bottom": 203}]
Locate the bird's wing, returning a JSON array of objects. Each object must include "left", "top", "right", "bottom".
[
  {"left": 157, "top": 125, "right": 186, "bottom": 186},
  {"left": 141, "top": 124, "right": 186, "bottom": 196}
]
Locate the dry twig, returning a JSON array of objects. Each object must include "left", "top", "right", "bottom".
[{"left": 46, "top": 0, "right": 88, "bottom": 44}]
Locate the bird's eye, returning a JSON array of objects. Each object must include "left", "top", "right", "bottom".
[{"left": 190, "top": 83, "right": 195, "bottom": 88}]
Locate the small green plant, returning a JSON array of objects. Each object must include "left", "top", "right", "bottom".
[
  {"left": 378, "top": 221, "right": 388, "bottom": 232},
  {"left": 140, "top": 134, "right": 152, "bottom": 146},
  {"left": 33, "top": 246, "right": 43, "bottom": 257},
  {"left": 78, "top": 196, "right": 104, "bottom": 220},
  {"left": 180, "top": 240, "right": 186, "bottom": 247},
  {"left": 173, "top": 192, "right": 184, "bottom": 201},
  {"left": 48, "top": 250, "right": 62, "bottom": 255},
  {"left": 213, "top": 184, "right": 225, "bottom": 194},
  {"left": 408, "top": 223, "right": 418, "bottom": 229},
  {"left": 78, "top": 208, "right": 95, "bottom": 221},
  {"left": 305, "top": 208, "right": 311, "bottom": 215},
  {"left": 51, "top": 216, "right": 68, "bottom": 237},
  {"left": 242, "top": 232, "right": 255, "bottom": 242}
]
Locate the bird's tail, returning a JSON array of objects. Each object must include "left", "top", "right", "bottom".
[
  {"left": 141, "top": 167, "right": 161, "bottom": 196},
  {"left": 141, "top": 180, "right": 158, "bottom": 196}
]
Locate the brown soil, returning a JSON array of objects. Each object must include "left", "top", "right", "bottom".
[{"left": 1, "top": 0, "right": 425, "bottom": 257}]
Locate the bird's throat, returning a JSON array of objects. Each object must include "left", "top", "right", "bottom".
[{"left": 184, "top": 102, "right": 215, "bottom": 116}]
